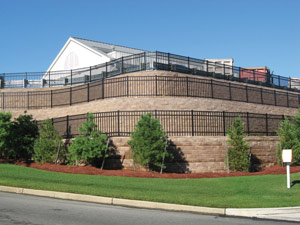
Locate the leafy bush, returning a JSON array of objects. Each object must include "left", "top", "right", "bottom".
[
  {"left": 33, "top": 119, "right": 63, "bottom": 164},
  {"left": 8, "top": 113, "right": 38, "bottom": 160},
  {"left": 226, "top": 117, "right": 250, "bottom": 172},
  {"left": 0, "top": 112, "right": 12, "bottom": 158},
  {"left": 128, "top": 113, "right": 171, "bottom": 172},
  {"left": 277, "top": 111, "right": 300, "bottom": 165},
  {"left": 67, "top": 113, "right": 108, "bottom": 166}
]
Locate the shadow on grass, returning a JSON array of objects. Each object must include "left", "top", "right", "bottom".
[{"left": 291, "top": 180, "right": 300, "bottom": 188}]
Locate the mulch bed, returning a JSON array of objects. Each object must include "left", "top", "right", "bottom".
[{"left": 1, "top": 159, "right": 300, "bottom": 179}]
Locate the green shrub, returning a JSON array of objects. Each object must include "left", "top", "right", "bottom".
[
  {"left": 67, "top": 113, "right": 108, "bottom": 166},
  {"left": 8, "top": 113, "right": 38, "bottom": 160},
  {"left": 128, "top": 113, "right": 171, "bottom": 172},
  {"left": 277, "top": 114, "right": 300, "bottom": 166},
  {"left": 0, "top": 112, "right": 12, "bottom": 158},
  {"left": 33, "top": 119, "right": 63, "bottom": 164},
  {"left": 226, "top": 117, "right": 250, "bottom": 172}
]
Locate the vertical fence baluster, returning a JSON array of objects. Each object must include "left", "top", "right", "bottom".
[
  {"left": 266, "top": 113, "right": 268, "bottom": 136},
  {"left": 247, "top": 112, "right": 250, "bottom": 135},
  {"left": 274, "top": 90, "right": 277, "bottom": 106},
  {"left": 66, "top": 115, "right": 69, "bottom": 139},
  {"left": 2, "top": 92, "right": 4, "bottom": 110},
  {"left": 186, "top": 77, "right": 189, "bottom": 97},
  {"left": 50, "top": 90, "right": 53, "bottom": 108},
  {"left": 211, "top": 79, "right": 214, "bottom": 98},
  {"left": 70, "top": 87, "right": 72, "bottom": 105},
  {"left": 191, "top": 110, "right": 194, "bottom": 136},
  {"left": 223, "top": 111, "right": 226, "bottom": 136},
  {"left": 229, "top": 83, "right": 232, "bottom": 101},
  {"left": 87, "top": 83, "right": 90, "bottom": 102},
  {"left": 117, "top": 110, "right": 120, "bottom": 136}
]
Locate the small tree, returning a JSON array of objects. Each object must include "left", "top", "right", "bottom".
[
  {"left": 8, "top": 113, "right": 38, "bottom": 160},
  {"left": 128, "top": 113, "right": 170, "bottom": 172},
  {"left": 33, "top": 119, "right": 63, "bottom": 164},
  {"left": 226, "top": 117, "right": 250, "bottom": 172},
  {"left": 277, "top": 116, "right": 300, "bottom": 166},
  {"left": 0, "top": 112, "right": 12, "bottom": 158},
  {"left": 67, "top": 113, "right": 108, "bottom": 166}
]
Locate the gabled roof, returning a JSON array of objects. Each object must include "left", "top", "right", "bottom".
[{"left": 72, "top": 37, "right": 146, "bottom": 55}]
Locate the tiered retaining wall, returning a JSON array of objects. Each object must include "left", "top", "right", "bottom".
[{"left": 107, "top": 136, "right": 279, "bottom": 173}]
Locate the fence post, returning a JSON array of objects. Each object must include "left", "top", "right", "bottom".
[
  {"left": 155, "top": 109, "right": 157, "bottom": 119},
  {"left": 50, "top": 90, "right": 53, "bottom": 108},
  {"left": 186, "top": 76, "right": 189, "bottom": 97},
  {"left": 105, "top": 62, "right": 108, "bottom": 77},
  {"left": 87, "top": 83, "right": 90, "bottom": 102},
  {"left": 70, "top": 70, "right": 73, "bottom": 86},
  {"left": 121, "top": 57, "right": 124, "bottom": 74},
  {"left": 206, "top": 60, "right": 208, "bottom": 72},
  {"left": 223, "top": 111, "right": 226, "bottom": 136},
  {"left": 48, "top": 71, "right": 51, "bottom": 88},
  {"left": 144, "top": 52, "right": 147, "bottom": 70},
  {"left": 260, "top": 88, "right": 263, "bottom": 104},
  {"left": 191, "top": 110, "right": 194, "bottom": 136},
  {"left": 66, "top": 115, "right": 69, "bottom": 139},
  {"left": 102, "top": 77, "right": 105, "bottom": 99},
  {"left": 246, "top": 85, "right": 248, "bottom": 103},
  {"left": 287, "top": 92, "right": 289, "bottom": 107},
  {"left": 247, "top": 112, "right": 250, "bottom": 135},
  {"left": 229, "top": 83, "right": 232, "bottom": 101},
  {"left": 2, "top": 92, "right": 4, "bottom": 110},
  {"left": 155, "top": 51, "right": 158, "bottom": 69},
  {"left": 70, "top": 87, "right": 72, "bottom": 105},
  {"left": 117, "top": 110, "right": 120, "bottom": 136},
  {"left": 89, "top": 66, "right": 92, "bottom": 82},
  {"left": 187, "top": 57, "right": 190, "bottom": 70},
  {"left": 266, "top": 113, "right": 269, "bottom": 136},
  {"left": 127, "top": 76, "right": 129, "bottom": 97},
  {"left": 155, "top": 75, "right": 158, "bottom": 96},
  {"left": 167, "top": 53, "right": 170, "bottom": 69},
  {"left": 274, "top": 90, "right": 277, "bottom": 106},
  {"left": 223, "top": 64, "right": 226, "bottom": 76},
  {"left": 211, "top": 79, "right": 214, "bottom": 98},
  {"left": 27, "top": 91, "right": 29, "bottom": 109}
]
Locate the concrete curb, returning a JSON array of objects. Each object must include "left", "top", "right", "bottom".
[
  {"left": 0, "top": 185, "right": 224, "bottom": 216},
  {"left": 1, "top": 185, "right": 299, "bottom": 222}
]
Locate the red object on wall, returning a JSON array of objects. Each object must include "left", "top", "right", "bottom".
[{"left": 240, "top": 66, "right": 270, "bottom": 82}]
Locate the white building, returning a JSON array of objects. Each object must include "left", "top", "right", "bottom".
[{"left": 42, "top": 37, "right": 146, "bottom": 85}]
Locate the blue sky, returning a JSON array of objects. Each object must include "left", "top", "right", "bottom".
[{"left": 0, "top": 0, "right": 299, "bottom": 77}]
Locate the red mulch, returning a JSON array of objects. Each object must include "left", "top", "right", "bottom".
[{"left": 1, "top": 159, "right": 300, "bottom": 179}]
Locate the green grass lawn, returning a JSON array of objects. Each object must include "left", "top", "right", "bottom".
[{"left": 0, "top": 163, "right": 299, "bottom": 208}]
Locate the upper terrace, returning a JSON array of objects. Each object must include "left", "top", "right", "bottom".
[{"left": 0, "top": 51, "right": 298, "bottom": 92}]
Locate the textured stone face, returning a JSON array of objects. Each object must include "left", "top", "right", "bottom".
[
  {"left": 107, "top": 136, "right": 279, "bottom": 173},
  {"left": 1, "top": 70, "right": 297, "bottom": 120}
]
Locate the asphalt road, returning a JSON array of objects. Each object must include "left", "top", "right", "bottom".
[{"left": 0, "top": 191, "right": 295, "bottom": 225}]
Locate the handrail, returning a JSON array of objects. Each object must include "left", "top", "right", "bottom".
[{"left": 0, "top": 51, "right": 298, "bottom": 92}]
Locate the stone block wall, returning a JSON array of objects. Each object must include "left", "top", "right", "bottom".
[{"left": 105, "top": 136, "right": 279, "bottom": 173}]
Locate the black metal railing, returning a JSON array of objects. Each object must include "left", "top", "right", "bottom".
[
  {"left": 1, "top": 75, "right": 299, "bottom": 110},
  {"left": 44, "top": 110, "right": 286, "bottom": 138},
  {"left": 0, "top": 51, "right": 298, "bottom": 92}
]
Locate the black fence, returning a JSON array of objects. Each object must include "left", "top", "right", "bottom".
[
  {"left": 1, "top": 75, "right": 299, "bottom": 110},
  {"left": 0, "top": 51, "right": 299, "bottom": 92},
  {"left": 45, "top": 110, "right": 286, "bottom": 139}
]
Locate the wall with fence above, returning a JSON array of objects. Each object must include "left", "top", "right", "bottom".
[
  {"left": 45, "top": 110, "right": 287, "bottom": 139},
  {"left": 1, "top": 73, "right": 299, "bottom": 111}
]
